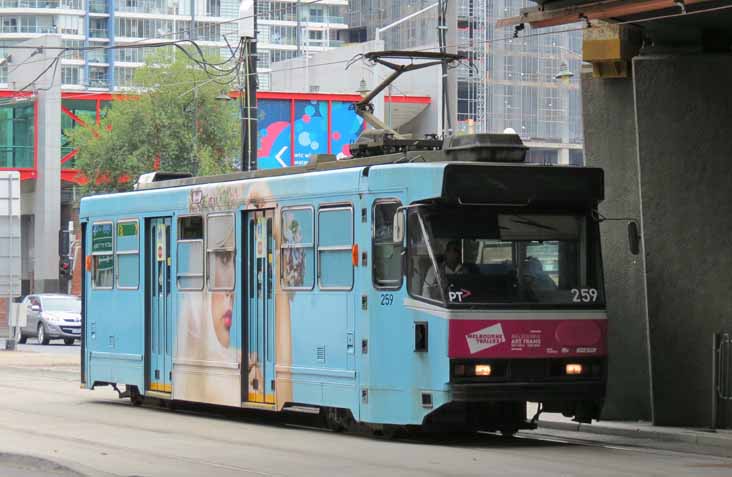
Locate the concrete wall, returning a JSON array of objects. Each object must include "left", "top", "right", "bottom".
[
  {"left": 582, "top": 74, "right": 652, "bottom": 421},
  {"left": 583, "top": 53, "right": 732, "bottom": 426},
  {"left": 8, "top": 35, "right": 62, "bottom": 294},
  {"left": 633, "top": 54, "right": 732, "bottom": 427}
]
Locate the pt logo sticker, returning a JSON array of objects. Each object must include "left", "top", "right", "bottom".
[
  {"left": 448, "top": 287, "right": 472, "bottom": 302},
  {"left": 465, "top": 324, "right": 506, "bottom": 354}
]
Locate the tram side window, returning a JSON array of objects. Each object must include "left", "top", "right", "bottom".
[
  {"left": 177, "top": 216, "right": 204, "bottom": 290},
  {"left": 373, "top": 200, "right": 402, "bottom": 289},
  {"left": 207, "top": 214, "right": 235, "bottom": 291},
  {"left": 318, "top": 206, "right": 354, "bottom": 290},
  {"left": 116, "top": 220, "right": 139, "bottom": 289},
  {"left": 91, "top": 222, "right": 114, "bottom": 289},
  {"left": 281, "top": 207, "right": 315, "bottom": 290}
]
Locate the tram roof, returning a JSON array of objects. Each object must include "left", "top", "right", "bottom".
[{"left": 133, "top": 150, "right": 595, "bottom": 192}]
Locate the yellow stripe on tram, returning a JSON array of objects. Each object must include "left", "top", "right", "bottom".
[{"left": 149, "top": 382, "right": 172, "bottom": 393}]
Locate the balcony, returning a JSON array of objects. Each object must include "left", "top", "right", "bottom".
[
  {"left": 89, "top": 0, "right": 107, "bottom": 13},
  {"left": 87, "top": 51, "right": 107, "bottom": 63},
  {"left": 0, "top": 24, "right": 58, "bottom": 34},
  {"left": 88, "top": 78, "right": 108, "bottom": 88},
  {"left": 0, "top": 0, "right": 82, "bottom": 9},
  {"left": 89, "top": 28, "right": 108, "bottom": 38},
  {"left": 304, "top": 15, "right": 345, "bottom": 24}
]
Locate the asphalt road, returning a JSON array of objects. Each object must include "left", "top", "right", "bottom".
[
  {"left": 16, "top": 342, "right": 80, "bottom": 355},
  {"left": 1, "top": 352, "right": 731, "bottom": 477}
]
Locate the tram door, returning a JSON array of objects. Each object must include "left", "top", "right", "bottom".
[
  {"left": 146, "top": 217, "right": 173, "bottom": 394},
  {"left": 245, "top": 210, "right": 275, "bottom": 404}
]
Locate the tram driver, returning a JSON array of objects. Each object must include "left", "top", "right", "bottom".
[{"left": 422, "top": 240, "right": 465, "bottom": 299}]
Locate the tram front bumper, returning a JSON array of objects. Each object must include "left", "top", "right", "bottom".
[{"left": 450, "top": 380, "right": 605, "bottom": 402}]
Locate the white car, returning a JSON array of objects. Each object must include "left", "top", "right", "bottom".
[{"left": 16, "top": 294, "right": 82, "bottom": 346}]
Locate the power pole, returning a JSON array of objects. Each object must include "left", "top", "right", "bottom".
[{"left": 239, "top": 0, "right": 258, "bottom": 171}]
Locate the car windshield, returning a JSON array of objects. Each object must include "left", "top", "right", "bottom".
[
  {"left": 43, "top": 297, "right": 81, "bottom": 313},
  {"left": 407, "top": 205, "right": 604, "bottom": 306}
]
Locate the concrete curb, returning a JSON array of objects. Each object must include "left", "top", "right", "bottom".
[{"left": 538, "top": 419, "right": 732, "bottom": 449}]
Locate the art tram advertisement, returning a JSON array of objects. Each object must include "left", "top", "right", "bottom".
[{"left": 80, "top": 135, "right": 607, "bottom": 435}]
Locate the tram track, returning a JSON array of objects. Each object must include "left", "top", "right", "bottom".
[{"left": 3, "top": 366, "right": 732, "bottom": 476}]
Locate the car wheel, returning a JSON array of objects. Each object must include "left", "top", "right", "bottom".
[
  {"left": 64, "top": 338, "right": 75, "bottom": 346},
  {"left": 37, "top": 323, "right": 50, "bottom": 345},
  {"left": 15, "top": 327, "right": 27, "bottom": 344}
]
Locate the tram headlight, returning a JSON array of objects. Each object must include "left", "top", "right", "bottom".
[
  {"left": 475, "top": 364, "right": 492, "bottom": 377},
  {"left": 565, "top": 363, "right": 583, "bottom": 375},
  {"left": 454, "top": 364, "right": 466, "bottom": 377}
]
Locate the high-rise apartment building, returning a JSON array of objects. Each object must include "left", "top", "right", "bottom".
[
  {"left": 257, "top": 0, "right": 348, "bottom": 91},
  {"left": 0, "top": 0, "right": 348, "bottom": 91}
]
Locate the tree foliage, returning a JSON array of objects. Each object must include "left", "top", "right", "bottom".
[{"left": 70, "top": 52, "right": 239, "bottom": 194}]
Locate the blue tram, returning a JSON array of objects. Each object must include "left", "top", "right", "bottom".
[{"left": 80, "top": 134, "right": 607, "bottom": 434}]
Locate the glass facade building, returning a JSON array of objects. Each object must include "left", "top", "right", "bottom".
[{"left": 343, "top": 0, "right": 584, "bottom": 165}]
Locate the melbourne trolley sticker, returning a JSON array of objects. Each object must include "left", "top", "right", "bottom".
[{"left": 450, "top": 319, "right": 607, "bottom": 358}]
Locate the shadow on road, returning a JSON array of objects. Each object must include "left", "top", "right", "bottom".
[
  {"left": 89, "top": 395, "right": 574, "bottom": 450},
  {"left": 0, "top": 452, "right": 82, "bottom": 477}
]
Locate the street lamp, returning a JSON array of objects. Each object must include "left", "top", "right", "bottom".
[
  {"left": 357, "top": 78, "right": 369, "bottom": 96},
  {"left": 554, "top": 61, "right": 574, "bottom": 84}
]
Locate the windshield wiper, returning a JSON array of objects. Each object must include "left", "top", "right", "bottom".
[{"left": 511, "top": 215, "right": 558, "bottom": 232}]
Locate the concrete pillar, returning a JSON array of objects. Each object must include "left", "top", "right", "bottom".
[
  {"left": 8, "top": 36, "right": 62, "bottom": 293},
  {"left": 633, "top": 54, "right": 732, "bottom": 427},
  {"left": 557, "top": 148, "right": 570, "bottom": 165},
  {"left": 582, "top": 73, "right": 652, "bottom": 421}
]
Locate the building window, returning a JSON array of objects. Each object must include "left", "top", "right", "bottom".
[
  {"left": 177, "top": 215, "right": 204, "bottom": 290},
  {"left": 281, "top": 206, "right": 314, "bottom": 290},
  {"left": 116, "top": 219, "right": 139, "bottom": 289},
  {"left": 61, "top": 66, "right": 80, "bottom": 85},
  {"left": 372, "top": 200, "right": 402, "bottom": 289},
  {"left": 318, "top": 206, "right": 353, "bottom": 290},
  {"left": 91, "top": 222, "right": 114, "bottom": 289},
  {"left": 206, "top": 213, "right": 235, "bottom": 291},
  {"left": 89, "top": 66, "right": 107, "bottom": 88}
]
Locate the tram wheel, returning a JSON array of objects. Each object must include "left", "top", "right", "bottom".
[
  {"left": 323, "top": 408, "right": 353, "bottom": 433},
  {"left": 499, "top": 427, "right": 518, "bottom": 438},
  {"left": 129, "top": 386, "right": 144, "bottom": 407}
]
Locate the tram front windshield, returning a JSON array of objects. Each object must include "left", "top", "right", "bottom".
[{"left": 407, "top": 206, "right": 603, "bottom": 306}]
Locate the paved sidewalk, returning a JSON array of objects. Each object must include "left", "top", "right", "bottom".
[
  {"left": 529, "top": 403, "right": 732, "bottom": 450},
  {"left": 0, "top": 349, "right": 79, "bottom": 368}
]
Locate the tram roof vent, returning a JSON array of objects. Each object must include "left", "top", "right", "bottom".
[
  {"left": 135, "top": 171, "right": 193, "bottom": 190},
  {"left": 445, "top": 133, "right": 528, "bottom": 163}
]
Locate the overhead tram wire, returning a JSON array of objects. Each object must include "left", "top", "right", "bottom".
[{"left": 16, "top": 0, "right": 726, "bottom": 94}]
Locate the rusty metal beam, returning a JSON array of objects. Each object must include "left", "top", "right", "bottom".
[{"left": 496, "top": 0, "right": 717, "bottom": 28}]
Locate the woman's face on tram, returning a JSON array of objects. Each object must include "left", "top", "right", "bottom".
[{"left": 211, "top": 251, "right": 234, "bottom": 348}]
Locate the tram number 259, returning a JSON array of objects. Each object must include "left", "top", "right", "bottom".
[
  {"left": 571, "top": 288, "right": 599, "bottom": 303},
  {"left": 380, "top": 294, "right": 394, "bottom": 306}
]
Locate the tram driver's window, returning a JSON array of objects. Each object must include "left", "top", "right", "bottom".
[
  {"left": 177, "top": 216, "right": 204, "bottom": 290},
  {"left": 91, "top": 222, "right": 114, "bottom": 289},
  {"left": 207, "top": 214, "right": 235, "bottom": 291},
  {"left": 373, "top": 200, "right": 402, "bottom": 289}
]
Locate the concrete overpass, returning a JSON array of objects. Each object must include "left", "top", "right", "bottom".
[{"left": 501, "top": 0, "right": 732, "bottom": 427}]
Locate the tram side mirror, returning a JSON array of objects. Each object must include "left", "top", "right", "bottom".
[
  {"left": 628, "top": 221, "right": 641, "bottom": 256},
  {"left": 393, "top": 209, "right": 405, "bottom": 244}
]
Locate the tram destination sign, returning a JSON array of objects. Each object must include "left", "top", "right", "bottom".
[{"left": 92, "top": 223, "right": 114, "bottom": 253}]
